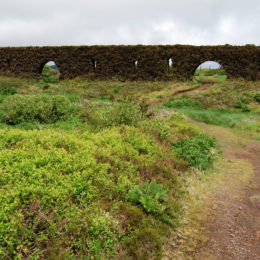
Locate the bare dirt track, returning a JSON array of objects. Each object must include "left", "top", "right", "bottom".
[{"left": 196, "top": 124, "right": 260, "bottom": 260}]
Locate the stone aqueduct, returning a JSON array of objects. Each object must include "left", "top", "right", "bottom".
[{"left": 0, "top": 45, "right": 259, "bottom": 81}]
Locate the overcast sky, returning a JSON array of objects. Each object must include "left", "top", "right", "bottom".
[{"left": 0, "top": 0, "right": 259, "bottom": 47}]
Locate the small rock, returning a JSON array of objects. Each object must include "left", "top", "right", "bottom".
[
  {"left": 171, "top": 243, "right": 177, "bottom": 248},
  {"left": 239, "top": 207, "right": 242, "bottom": 210}
]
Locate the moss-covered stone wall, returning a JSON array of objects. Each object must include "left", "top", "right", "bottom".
[{"left": 0, "top": 45, "right": 259, "bottom": 80}]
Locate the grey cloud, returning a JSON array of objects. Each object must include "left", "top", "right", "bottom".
[{"left": 0, "top": 0, "right": 259, "bottom": 46}]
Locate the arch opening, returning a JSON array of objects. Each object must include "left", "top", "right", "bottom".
[
  {"left": 7, "top": 59, "right": 11, "bottom": 68},
  {"left": 42, "top": 61, "right": 60, "bottom": 83},
  {"left": 168, "top": 58, "right": 173, "bottom": 73},
  {"left": 194, "top": 61, "right": 226, "bottom": 83},
  {"left": 133, "top": 60, "right": 138, "bottom": 72},
  {"left": 91, "top": 59, "right": 97, "bottom": 70}
]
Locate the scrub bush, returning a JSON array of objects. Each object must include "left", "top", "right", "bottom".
[
  {"left": 0, "top": 86, "right": 16, "bottom": 95},
  {"left": 172, "top": 134, "right": 219, "bottom": 170},
  {"left": 0, "top": 126, "right": 183, "bottom": 259},
  {"left": 138, "top": 118, "right": 171, "bottom": 141},
  {"left": 81, "top": 101, "right": 143, "bottom": 129},
  {"left": 1, "top": 94, "right": 72, "bottom": 124},
  {"left": 241, "top": 104, "right": 251, "bottom": 112},
  {"left": 254, "top": 93, "right": 260, "bottom": 102},
  {"left": 163, "top": 97, "right": 203, "bottom": 109},
  {"left": 42, "top": 65, "right": 60, "bottom": 83}
]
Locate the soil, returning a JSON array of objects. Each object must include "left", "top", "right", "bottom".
[
  {"left": 195, "top": 124, "right": 260, "bottom": 260},
  {"left": 150, "top": 83, "right": 212, "bottom": 107}
]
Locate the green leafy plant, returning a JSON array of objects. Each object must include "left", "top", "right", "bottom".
[
  {"left": 234, "top": 97, "right": 251, "bottom": 112},
  {"left": 126, "top": 182, "right": 168, "bottom": 215},
  {"left": 234, "top": 99, "right": 243, "bottom": 109},
  {"left": 42, "top": 65, "right": 60, "bottom": 83},
  {"left": 172, "top": 134, "right": 219, "bottom": 170},
  {"left": 235, "top": 96, "right": 250, "bottom": 109},
  {"left": 0, "top": 86, "right": 16, "bottom": 95},
  {"left": 218, "top": 69, "right": 226, "bottom": 75},
  {"left": 254, "top": 93, "right": 260, "bottom": 102},
  {"left": 241, "top": 104, "right": 251, "bottom": 112}
]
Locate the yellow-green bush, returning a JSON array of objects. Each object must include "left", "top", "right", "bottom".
[
  {"left": 80, "top": 101, "right": 144, "bottom": 129},
  {"left": 1, "top": 94, "right": 72, "bottom": 124},
  {"left": 0, "top": 126, "right": 181, "bottom": 259},
  {"left": 0, "top": 87, "right": 219, "bottom": 258}
]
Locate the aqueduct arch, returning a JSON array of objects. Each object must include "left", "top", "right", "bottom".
[{"left": 0, "top": 45, "right": 259, "bottom": 81}]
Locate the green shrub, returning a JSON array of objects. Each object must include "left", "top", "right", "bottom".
[
  {"left": 42, "top": 71, "right": 58, "bottom": 83},
  {"left": 240, "top": 96, "right": 249, "bottom": 104},
  {"left": 1, "top": 94, "right": 72, "bottom": 124},
  {"left": 254, "top": 93, "right": 260, "bottom": 102},
  {"left": 172, "top": 134, "right": 219, "bottom": 170},
  {"left": 218, "top": 69, "right": 226, "bottom": 75},
  {"left": 0, "top": 129, "right": 123, "bottom": 258},
  {"left": 205, "top": 70, "right": 217, "bottom": 76},
  {"left": 123, "top": 228, "right": 162, "bottom": 259},
  {"left": 163, "top": 97, "right": 203, "bottom": 109},
  {"left": 234, "top": 97, "right": 251, "bottom": 112},
  {"left": 42, "top": 65, "right": 59, "bottom": 83},
  {"left": 138, "top": 119, "right": 170, "bottom": 141},
  {"left": 0, "top": 86, "right": 16, "bottom": 95},
  {"left": 36, "top": 80, "right": 50, "bottom": 89},
  {"left": 156, "top": 95, "right": 164, "bottom": 98},
  {"left": 0, "top": 126, "right": 182, "bottom": 259},
  {"left": 126, "top": 182, "right": 168, "bottom": 215},
  {"left": 81, "top": 101, "right": 144, "bottom": 129},
  {"left": 235, "top": 96, "right": 250, "bottom": 109},
  {"left": 234, "top": 100, "right": 243, "bottom": 109},
  {"left": 243, "top": 91, "right": 251, "bottom": 97},
  {"left": 241, "top": 104, "right": 251, "bottom": 112},
  {"left": 113, "top": 87, "right": 121, "bottom": 93},
  {"left": 0, "top": 94, "right": 7, "bottom": 103}
]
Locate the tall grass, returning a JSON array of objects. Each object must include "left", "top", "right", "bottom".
[{"left": 176, "top": 108, "right": 260, "bottom": 133}]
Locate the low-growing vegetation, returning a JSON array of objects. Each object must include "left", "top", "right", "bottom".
[
  {"left": 160, "top": 70, "right": 260, "bottom": 139},
  {"left": 0, "top": 72, "right": 258, "bottom": 259},
  {"left": 1, "top": 94, "right": 73, "bottom": 124},
  {"left": 0, "top": 117, "right": 218, "bottom": 259},
  {"left": 194, "top": 68, "right": 227, "bottom": 84},
  {"left": 0, "top": 75, "right": 222, "bottom": 259},
  {"left": 0, "top": 126, "right": 177, "bottom": 258},
  {"left": 172, "top": 134, "right": 219, "bottom": 170},
  {"left": 42, "top": 64, "right": 60, "bottom": 84}
]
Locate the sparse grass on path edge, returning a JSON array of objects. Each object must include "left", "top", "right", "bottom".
[{"left": 162, "top": 122, "right": 256, "bottom": 259}]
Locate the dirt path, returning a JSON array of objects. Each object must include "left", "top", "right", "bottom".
[
  {"left": 195, "top": 123, "right": 260, "bottom": 260},
  {"left": 149, "top": 83, "right": 212, "bottom": 107},
  {"left": 162, "top": 122, "right": 260, "bottom": 260}
]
